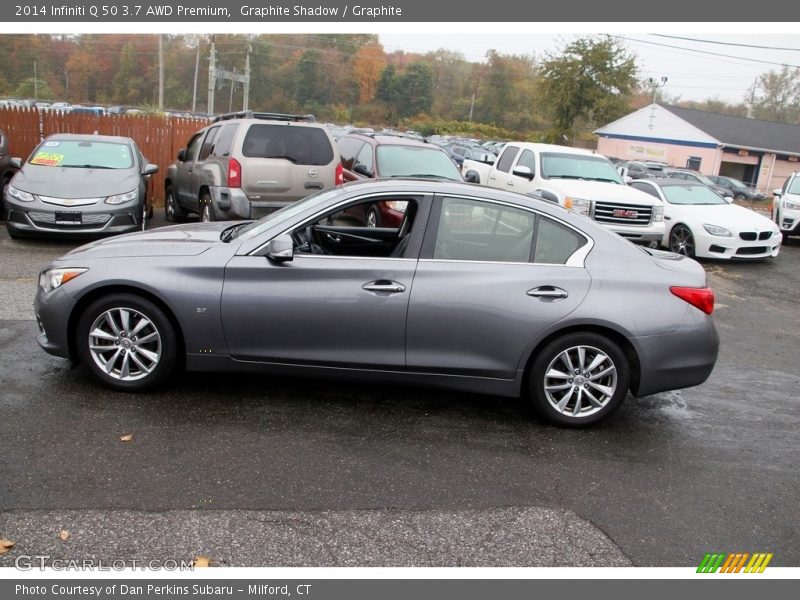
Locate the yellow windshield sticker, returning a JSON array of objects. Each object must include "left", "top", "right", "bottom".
[{"left": 30, "top": 152, "right": 65, "bottom": 166}]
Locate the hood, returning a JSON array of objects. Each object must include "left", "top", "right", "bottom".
[
  {"left": 545, "top": 179, "right": 662, "bottom": 206},
  {"left": 63, "top": 222, "right": 233, "bottom": 259},
  {"left": 13, "top": 164, "right": 140, "bottom": 198},
  {"left": 671, "top": 202, "right": 780, "bottom": 232}
]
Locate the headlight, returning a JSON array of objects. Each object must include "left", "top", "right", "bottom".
[
  {"left": 105, "top": 190, "right": 138, "bottom": 205},
  {"left": 652, "top": 205, "right": 664, "bottom": 222},
  {"left": 702, "top": 224, "right": 732, "bottom": 237},
  {"left": 7, "top": 185, "right": 35, "bottom": 202},
  {"left": 564, "top": 196, "right": 591, "bottom": 217},
  {"left": 39, "top": 268, "right": 88, "bottom": 293},
  {"left": 784, "top": 200, "right": 800, "bottom": 210}
]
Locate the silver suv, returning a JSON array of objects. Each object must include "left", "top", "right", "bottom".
[{"left": 164, "top": 111, "right": 342, "bottom": 222}]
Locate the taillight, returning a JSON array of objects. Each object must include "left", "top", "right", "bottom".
[
  {"left": 228, "top": 157, "right": 242, "bottom": 188},
  {"left": 670, "top": 286, "right": 714, "bottom": 315},
  {"left": 335, "top": 162, "right": 344, "bottom": 185}
]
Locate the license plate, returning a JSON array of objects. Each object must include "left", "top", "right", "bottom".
[{"left": 55, "top": 211, "right": 82, "bottom": 224}]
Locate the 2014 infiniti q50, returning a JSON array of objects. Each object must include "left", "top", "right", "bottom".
[{"left": 34, "top": 180, "right": 719, "bottom": 426}]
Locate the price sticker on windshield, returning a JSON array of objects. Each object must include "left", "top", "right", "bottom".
[{"left": 30, "top": 152, "right": 65, "bottom": 166}]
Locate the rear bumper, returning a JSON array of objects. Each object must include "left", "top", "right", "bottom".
[
  {"left": 633, "top": 307, "right": 719, "bottom": 397},
  {"left": 209, "top": 186, "right": 295, "bottom": 220}
]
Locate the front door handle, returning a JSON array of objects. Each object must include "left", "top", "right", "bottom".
[
  {"left": 362, "top": 280, "right": 406, "bottom": 293},
  {"left": 527, "top": 286, "right": 568, "bottom": 300}
]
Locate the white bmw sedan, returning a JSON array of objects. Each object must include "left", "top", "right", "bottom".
[{"left": 629, "top": 178, "right": 781, "bottom": 260}]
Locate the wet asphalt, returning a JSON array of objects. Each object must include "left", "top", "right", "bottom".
[{"left": 0, "top": 214, "right": 798, "bottom": 567}]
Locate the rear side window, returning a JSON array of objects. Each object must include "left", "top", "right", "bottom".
[
  {"left": 241, "top": 124, "right": 334, "bottom": 165},
  {"left": 212, "top": 124, "right": 238, "bottom": 157},
  {"left": 338, "top": 137, "right": 364, "bottom": 170},
  {"left": 533, "top": 217, "right": 586, "bottom": 265},
  {"left": 495, "top": 146, "right": 520, "bottom": 173}
]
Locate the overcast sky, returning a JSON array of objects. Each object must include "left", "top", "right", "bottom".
[{"left": 378, "top": 33, "right": 800, "bottom": 105}]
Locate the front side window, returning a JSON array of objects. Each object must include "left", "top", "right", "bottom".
[
  {"left": 354, "top": 143, "right": 374, "bottom": 176},
  {"left": 198, "top": 126, "right": 220, "bottom": 161},
  {"left": 337, "top": 137, "right": 364, "bottom": 170},
  {"left": 185, "top": 133, "right": 204, "bottom": 162},
  {"left": 787, "top": 176, "right": 800, "bottom": 195},
  {"left": 516, "top": 149, "right": 536, "bottom": 174},
  {"left": 241, "top": 124, "right": 334, "bottom": 165},
  {"left": 630, "top": 181, "right": 660, "bottom": 199},
  {"left": 29, "top": 139, "right": 133, "bottom": 169}
]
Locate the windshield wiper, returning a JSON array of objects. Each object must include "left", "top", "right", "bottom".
[
  {"left": 61, "top": 164, "right": 114, "bottom": 169},
  {"left": 220, "top": 222, "right": 251, "bottom": 242},
  {"left": 265, "top": 155, "right": 298, "bottom": 163},
  {"left": 546, "top": 174, "right": 584, "bottom": 179},
  {"left": 584, "top": 177, "right": 621, "bottom": 184}
]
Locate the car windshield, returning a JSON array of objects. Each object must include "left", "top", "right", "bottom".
[
  {"left": 788, "top": 178, "right": 800, "bottom": 194},
  {"left": 28, "top": 140, "right": 133, "bottom": 169},
  {"left": 376, "top": 146, "right": 463, "bottom": 180},
  {"left": 662, "top": 184, "right": 727, "bottom": 205},
  {"left": 232, "top": 187, "right": 347, "bottom": 241},
  {"left": 540, "top": 152, "right": 623, "bottom": 184}
]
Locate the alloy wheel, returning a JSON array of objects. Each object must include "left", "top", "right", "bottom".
[
  {"left": 87, "top": 307, "right": 162, "bottom": 382},
  {"left": 542, "top": 345, "right": 618, "bottom": 418},
  {"left": 669, "top": 226, "right": 695, "bottom": 257}
]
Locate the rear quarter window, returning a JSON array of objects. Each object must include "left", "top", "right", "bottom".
[{"left": 241, "top": 124, "right": 334, "bottom": 166}]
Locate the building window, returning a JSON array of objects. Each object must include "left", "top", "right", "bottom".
[{"left": 686, "top": 156, "right": 702, "bottom": 171}]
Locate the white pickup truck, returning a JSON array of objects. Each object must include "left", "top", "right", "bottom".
[{"left": 462, "top": 143, "right": 664, "bottom": 244}]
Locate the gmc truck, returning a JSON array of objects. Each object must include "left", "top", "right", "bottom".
[{"left": 462, "top": 143, "right": 664, "bottom": 244}]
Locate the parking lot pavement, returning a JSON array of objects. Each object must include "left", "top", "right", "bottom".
[{"left": 0, "top": 219, "right": 798, "bottom": 567}]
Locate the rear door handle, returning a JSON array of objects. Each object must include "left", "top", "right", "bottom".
[
  {"left": 362, "top": 280, "right": 406, "bottom": 294},
  {"left": 527, "top": 286, "right": 568, "bottom": 300}
]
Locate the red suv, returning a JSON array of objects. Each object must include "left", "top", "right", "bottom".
[{"left": 337, "top": 134, "right": 463, "bottom": 227}]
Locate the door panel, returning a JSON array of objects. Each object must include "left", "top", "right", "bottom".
[
  {"left": 406, "top": 261, "right": 591, "bottom": 379},
  {"left": 221, "top": 255, "right": 416, "bottom": 367}
]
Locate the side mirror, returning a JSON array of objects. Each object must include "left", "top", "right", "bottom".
[
  {"left": 177, "top": 148, "right": 186, "bottom": 162},
  {"left": 143, "top": 163, "right": 158, "bottom": 176},
  {"left": 511, "top": 165, "right": 534, "bottom": 180},
  {"left": 464, "top": 170, "right": 480, "bottom": 184},
  {"left": 624, "top": 175, "right": 633, "bottom": 184},
  {"left": 772, "top": 189, "right": 782, "bottom": 198},
  {"left": 353, "top": 163, "right": 374, "bottom": 178},
  {"left": 9, "top": 157, "right": 22, "bottom": 169},
  {"left": 266, "top": 234, "right": 294, "bottom": 262}
]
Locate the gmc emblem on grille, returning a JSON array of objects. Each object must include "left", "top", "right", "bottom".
[{"left": 613, "top": 209, "right": 638, "bottom": 218}]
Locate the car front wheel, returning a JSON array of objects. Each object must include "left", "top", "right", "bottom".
[
  {"left": 164, "top": 185, "right": 187, "bottom": 222},
  {"left": 669, "top": 224, "right": 696, "bottom": 258},
  {"left": 529, "top": 332, "right": 630, "bottom": 427},
  {"left": 76, "top": 294, "right": 177, "bottom": 392}
]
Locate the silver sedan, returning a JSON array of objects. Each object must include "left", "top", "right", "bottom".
[{"left": 34, "top": 180, "right": 719, "bottom": 426}]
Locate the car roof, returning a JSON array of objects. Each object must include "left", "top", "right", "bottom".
[
  {"left": 43, "top": 133, "right": 133, "bottom": 144},
  {"left": 346, "top": 133, "right": 433, "bottom": 148}
]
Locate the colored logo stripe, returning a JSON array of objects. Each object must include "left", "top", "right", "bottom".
[{"left": 697, "top": 552, "right": 773, "bottom": 573}]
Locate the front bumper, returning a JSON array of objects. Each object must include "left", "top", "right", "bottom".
[
  {"left": 5, "top": 197, "right": 143, "bottom": 238},
  {"left": 695, "top": 232, "right": 781, "bottom": 260},
  {"left": 607, "top": 222, "right": 665, "bottom": 243},
  {"left": 777, "top": 207, "right": 800, "bottom": 236},
  {"left": 34, "top": 283, "right": 77, "bottom": 360}
]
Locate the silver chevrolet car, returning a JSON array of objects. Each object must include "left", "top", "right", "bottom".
[
  {"left": 34, "top": 180, "right": 719, "bottom": 426},
  {"left": 4, "top": 133, "right": 158, "bottom": 238}
]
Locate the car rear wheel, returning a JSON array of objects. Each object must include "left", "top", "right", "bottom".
[
  {"left": 164, "top": 185, "right": 187, "bottom": 223},
  {"left": 529, "top": 332, "right": 630, "bottom": 427},
  {"left": 669, "top": 225, "right": 696, "bottom": 258},
  {"left": 76, "top": 294, "right": 177, "bottom": 392}
]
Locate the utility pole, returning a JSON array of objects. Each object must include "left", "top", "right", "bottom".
[
  {"left": 243, "top": 40, "right": 251, "bottom": 111},
  {"left": 229, "top": 69, "right": 236, "bottom": 112},
  {"left": 207, "top": 36, "right": 217, "bottom": 115},
  {"left": 648, "top": 76, "right": 668, "bottom": 130},
  {"left": 747, "top": 78, "right": 758, "bottom": 118},
  {"left": 158, "top": 34, "right": 164, "bottom": 109},
  {"left": 192, "top": 37, "right": 200, "bottom": 114},
  {"left": 33, "top": 60, "right": 38, "bottom": 99}
]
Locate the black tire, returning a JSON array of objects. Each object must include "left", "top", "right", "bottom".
[
  {"left": 164, "top": 185, "right": 187, "bottom": 223},
  {"left": 200, "top": 192, "right": 215, "bottom": 223},
  {"left": 365, "top": 206, "right": 381, "bottom": 228},
  {"left": 1, "top": 177, "right": 9, "bottom": 221},
  {"left": 668, "top": 224, "right": 696, "bottom": 258},
  {"left": 734, "top": 193, "right": 747, "bottom": 202},
  {"left": 528, "top": 332, "right": 630, "bottom": 427},
  {"left": 76, "top": 293, "right": 177, "bottom": 392}
]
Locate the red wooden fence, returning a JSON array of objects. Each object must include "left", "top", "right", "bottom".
[{"left": 0, "top": 107, "right": 210, "bottom": 206}]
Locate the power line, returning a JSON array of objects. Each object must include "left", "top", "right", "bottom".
[
  {"left": 652, "top": 34, "right": 800, "bottom": 52},
  {"left": 619, "top": 35, "right": 800, "bottom": 69}
]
